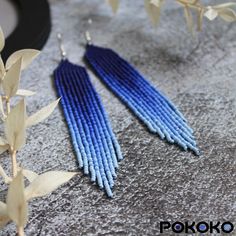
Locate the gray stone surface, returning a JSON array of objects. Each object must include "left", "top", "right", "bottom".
[{"left": 1, "top": 0, "right": 236, "bottom": 235}]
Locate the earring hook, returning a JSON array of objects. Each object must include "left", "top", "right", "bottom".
[
  {"left": 57, "top": 33, "right": 67, "bottom": 59},
  {"left": 84, "top": 18, "right": 93, "bottom": 45}
]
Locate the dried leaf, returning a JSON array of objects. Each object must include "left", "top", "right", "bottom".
[
  {"left": 0, "top": 202, "right": 10, "bottom": 229},
  {"left": 0, "top": 27, "right": 4, "bottom": 53},
  {"left": 23, "top": 169, "right": 38, "bottom": 182},
  {"left": 6, "top": 49, "right": 40, "bottom": 71},
  {"left": 204, "top": 7, "right": 218, "bottom": 21},
  {"left": 6, "top": 171, "right": 28, "bottom": 227},
  {"left": 184, "top": 5, "right": 193, "bottom": 32},
  {"left": 0, "top": 164, "right": 11, "bottom": 184},
  {"left": 5, "top": 100, "right": 26, "bottom": 151},
  {"left": 0, "top": 56, "right": 5, "bottom": 79},
  {"left": 25, "top": 171, "right": 77, "bottom": 200},
  {"left": 26, "top": 98, "right": 60, "bottom": 127},
  {"left": 106, "top": 0, "right": 119, "bottom": 13},
  {"left": 218, "top": 8, "right": 236, "bottom": 22},
  {"left": 16, "top": 89, "right": 36, "bottom": 97},
  {"left": 145, "top": 0, "right": 164, "bottom": 26},
  {"left": 2, "top": 58, "right": 22, "bottom": 98}
]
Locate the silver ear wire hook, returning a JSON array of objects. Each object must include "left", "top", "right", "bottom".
[
  {"left": 85, "top": 31, "right": 92, "bottom": 45},
  {"left": 84, "top": 18, "right": 93, "bottom": 45},
  {"left": 57, "top": 33, "right": 67, "bottom": 59}
]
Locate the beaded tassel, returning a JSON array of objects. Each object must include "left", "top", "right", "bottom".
[
  {"left": 54, "top": 59, "right": 123, "bottom": 197},
  {"left": 85, "top": 45, "right": 199, "bottom": 155}
]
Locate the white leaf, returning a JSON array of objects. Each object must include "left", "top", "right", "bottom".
[
  {"left": 0, "top": 27, "right": 5, "bottom": 52},
  {"left": 204, "top": 7, "right": 218, "bottom": 21},
  {"left": 0, "top": 56, "right": 5, "bottom": 79},
  {"left": 26, "top": 98, "right": 60, "bottom": 127},
  {"left": 23, "top": 169, "right": 38, "bottom": 182},
  {"left": 106, "top": 0, "right": 119, "bottom": 13},
  {"left": 6, "top": 49, "right": 40, "bottom": 71},
  {"left": 2, "top": 57, "right": 22, "bottom": 98},
  {"left": 25, "top": 171, "right": 77, "bottom": 200},
  {"left": 16, "top": 89, "right": 36, "bottom": 97},
  {"left": 145, "top": 0, "right": 164, "bottom": 26},
  {"left": 5, "top": 100, "right": 26, "bottom": 151},
  {"left": 6, "top": 171, "right": 28, "bottom": 227},
  {"left": 218, "top": 8, "right": 236, "bottom": 22},
  {"left": 0, "top": 202, "right": 10, "bottom": 229}
]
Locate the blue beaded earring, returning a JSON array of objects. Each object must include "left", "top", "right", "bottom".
[
  {"left": 54, "top": 34, "right": 123, "bottom": 197},
  {"left": 84, "top": 31, "right": 199, "bottom": 155}
]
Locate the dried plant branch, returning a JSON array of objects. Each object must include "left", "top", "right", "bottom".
[
  {"left": 106, "top": 0, "right": 236, "bottom": 32},
  {"left": 0, "top": 27, "right": 77, "bottom": 235}
]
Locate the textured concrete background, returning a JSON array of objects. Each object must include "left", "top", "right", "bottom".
[{"left": 1, "top": 0, "right": 236, "bottom": 235}]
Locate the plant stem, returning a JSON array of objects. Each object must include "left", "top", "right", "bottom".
[
  {"left": 11, "top": 150, "right": 17, "bottom": 177},
  {"left": 18, "top": 226, "right": 24, "bottom": 236}
]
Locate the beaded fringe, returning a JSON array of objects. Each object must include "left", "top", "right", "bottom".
[
  {"left": 54, "top": 60, "right": 123, "bottom": 197},
  {"left": 85, "top": 45, "right": 199, "bottom": 155}
]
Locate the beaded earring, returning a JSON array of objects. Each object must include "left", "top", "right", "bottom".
[
  {"left": 54, "top": 34, "right": 123, "bottom": 197},
  {"left": 84, "top": 30, "right": 199, "bottom": 155}
]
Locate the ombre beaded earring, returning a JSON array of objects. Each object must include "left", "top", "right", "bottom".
[
  {"left": 53, "top": 34, "right": 123, "bottom": 197},
  {"left": 84, "top": 29, "right": 199, "bottom": 155}
]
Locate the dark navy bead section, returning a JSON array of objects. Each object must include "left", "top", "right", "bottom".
[
  {"left": 54, "top": 59, "right": 123, "bottom": 197},
  {"left": 85, "top": 45, "right": 199, "bottom": 155}
]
